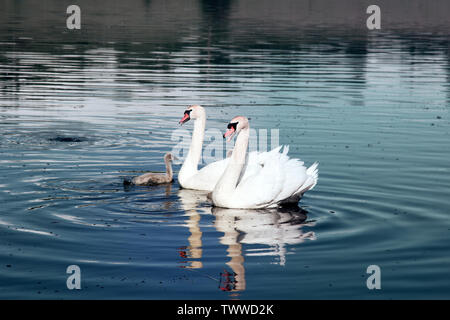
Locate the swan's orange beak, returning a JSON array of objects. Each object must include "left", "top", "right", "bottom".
[
  {"left": 179, "top": 113, "right": 190, "bottom": 125},
  {"left": 223, "top": 127, "right": 235, "bottom": 142}
]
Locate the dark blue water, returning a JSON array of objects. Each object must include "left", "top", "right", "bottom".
[{"left": 1, "top": 0, "right": 450, "bottom": 299}]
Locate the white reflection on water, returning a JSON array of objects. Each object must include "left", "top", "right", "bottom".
[
  {"left": 0, "top": 218, "right": 55, "bottom": 237},
  {"left": 212, "top": 207, "right": 315, "bottom": 292},
  {"left": 177, "top": 189, "right": 315, "bottom": 292}
]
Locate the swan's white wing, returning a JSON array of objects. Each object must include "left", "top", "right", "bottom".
[
  {"left": 184, "top": 157, "right": 230, "bottom": 191},
  {"left": 233, "top": 147, "right": 286, "bottom": 208},
  {"left": 272, "top": 147, "right": 311, "bottom": 203},
  {"left": 305, "top": 162, "right": 319, "bottom": 190},
  {"left": 182, "top": 150, "right": 267, "bottom": 191},
  {"left": 230, "top": 146, "right": 317, "bottom": 208},
  {"left": 289, "top": 161, "right": 319, "bottom": 198},
  {"left": 236, "top": 150, "right": 270, "bottom": 184}
]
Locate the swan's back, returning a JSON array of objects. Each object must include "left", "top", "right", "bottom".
[
  {"left": 213, "top": 146, "right": 318, "bottom": 209},
  {"left": 132, "top": 172, "right": 172, "bottom": 185},
  {"left": 179, "top": 150, "right": 268, "bottom": 191}
]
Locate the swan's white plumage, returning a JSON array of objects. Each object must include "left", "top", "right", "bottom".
[
  {"left": 216, "top": 146, "right": 317, "bottom": 208},
  {"left": 178, "top": 105, "right": 273, "bottom": 192},
  {"left": 179, "top": 150, "right": 268, "bottom": 191},
  {"left": 179, "top": 157, "right": 228, "bottom": 191},
  {"left": 234, "top": 147, "right": 285, "bottom": 208},
  {"left": 211, "top": 117, "right": 318, "bottom": 209}
]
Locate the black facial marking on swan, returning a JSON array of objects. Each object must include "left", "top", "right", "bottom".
[{"left": 227, "top": 122, "right": 238, "bottom": 130}]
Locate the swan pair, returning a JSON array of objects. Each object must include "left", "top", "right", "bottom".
[{"left": 178, "top": 105, "right": 318, "bottom": 209}]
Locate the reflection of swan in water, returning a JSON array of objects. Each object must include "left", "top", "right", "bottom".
[
  {"left": 176, "top": 189, "right": 316, "bottom": 292},
  {"left": 212, "top": 206, "right": 316, "bottom": 292},
  {"left": 123, "top": 178, "right": 175, "bottom": 211},
  {"left": 177, "top": 189, "right": 210, "bottom": 269},
  {"left": 162, "top": 183, "right": 173, "bottom": 210}
]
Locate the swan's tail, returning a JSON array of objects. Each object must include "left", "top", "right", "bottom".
[
  {"left": 277, "top": 161, "right": 319, "bottom": 205},
  {"left": 306, "top": 162, "right": 319, "bottom": 191},
  {"left": 293, "top": 162, "right": 319, "bottom": 196}
]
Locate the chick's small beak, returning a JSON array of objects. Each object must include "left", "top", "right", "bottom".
[
  {"left": 223, "top": 127, "right": 235, "bottom": 142},
  {"left": 179, "top": 113, "right": 190, "bottom": 125}
]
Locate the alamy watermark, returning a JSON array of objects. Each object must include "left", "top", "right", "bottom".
[
  {"left": 66, "top": 5, "right": 381, "bottom": 31},
  {"left": 366, "top": 265, "right": 381, "bottom": 290},
  {"left": 66, "top": 5, "right": 81, "bottom": 30},
  {"left": 366, "top": 5, "right": 381, "bottom": 30},
  {"left": 66, "top": 265, "right": 81, "bottom": 290}
]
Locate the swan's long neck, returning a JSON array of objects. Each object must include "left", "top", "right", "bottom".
[
  {"left": 215, "top": 127, "right": 249, "bottom": 194},
  {"left": 179, "top": 114, "right": 205, "bottom": 180},
  {"left": 165, "top": 158, "right": 173, "bottom": 181}
]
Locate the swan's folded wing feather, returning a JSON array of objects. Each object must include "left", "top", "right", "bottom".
[
  {"left": 273, "top": 157, "right": 309, "bottom": 203},
  {"left": 236, "top": 146, "right": 313, "bottom": 207},
  {"left": 234, "top": 149, "right": 286, "bottom": 208},
  {"left": 289, "top": 161, "right": 319, "bottom": 197},
  {"left": 306, "top": 162, "right": 319, "bottom": 190},
  {"left": 191, "top": 157, "right": 230, "bottom": 190},
  {"left": 181, "top": 150, "right": 268, "bottom": 191},
  {"left": 191, "top": 150, "right": 266, "bottom": 190}
]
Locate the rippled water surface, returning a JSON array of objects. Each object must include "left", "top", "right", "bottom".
[{"left": 1, "top": 0, "right": 450, "bottom": 299}]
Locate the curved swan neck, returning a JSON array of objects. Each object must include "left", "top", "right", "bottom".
[
  {"left": 230, "top": 127, "right": 249, "bottom": 166},
  {"left": 180, "top": 112, "right": 206, "bottom": 174},
  {"left": 165, "top": 158, "right": 173, "bottom": 180},
  {"left": 217, "top": 127, "right": 249, "bottom": 193}
]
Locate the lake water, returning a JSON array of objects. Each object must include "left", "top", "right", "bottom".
[{"left": 0, "top": 0, "right": 450, "bottom": 299}]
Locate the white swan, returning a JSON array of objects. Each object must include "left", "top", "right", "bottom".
[
  {"left": 211, "top": 116, "right": 318, "bottom": 209},
  {"left": 178, "top": 105, "right": 262, "bottom": 191},
  {"left": 178, "top": 105, "right": 229, "bottom": 191}
]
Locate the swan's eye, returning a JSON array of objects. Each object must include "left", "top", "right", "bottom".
[
  {"left": 227, "top": 122, "right": 238, "bottom": 130},
  {"left": 179, "top": 109, "right": 192, "bottom": 124}
]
